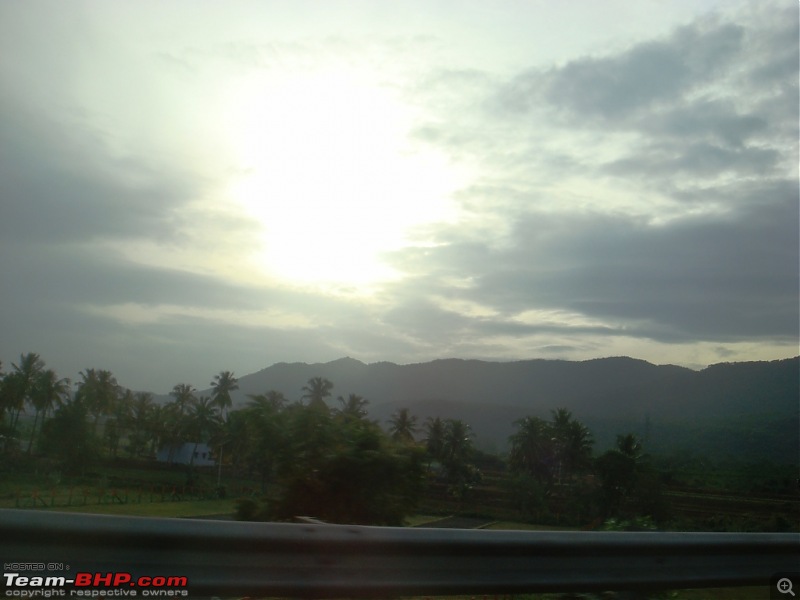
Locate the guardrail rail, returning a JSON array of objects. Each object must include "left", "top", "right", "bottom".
[{"left": 1, "top": 509, "right": 798, "bottom": 597}]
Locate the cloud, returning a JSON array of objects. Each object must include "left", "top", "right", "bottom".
[
  {"left": 0, "top": 89, "right": 202, "bottom": 245},
  {"left": 385, "top": 2, "right": 798, "bottom": 351},
  {"left": 477, "top": 4, "right": 797, "bottom": 187},
  {"left": 637, "top": 99, "right": 768, "bottom": 148},
  {"left": 604, "top": 142, "right": 781, "bottom": 179},
  {"left": 500, "top": 18, "right": 744, "bottom": 122},
  {"left": 386, "top": 182, "right": 798, "bottom": 345},
  {"left": 0, "top": 235, "right": 390, "bottom": 391},
  {"left": 1, "top": 1, "right": 796, "bottom": 391}
]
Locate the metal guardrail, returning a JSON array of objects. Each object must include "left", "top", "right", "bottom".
[{"left": 1, "top": 509, "right": 798, "bottom": 597}]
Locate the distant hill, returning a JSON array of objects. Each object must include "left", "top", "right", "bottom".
[{"left": 188, "top": 356, "right": 799, "bottom": 463}]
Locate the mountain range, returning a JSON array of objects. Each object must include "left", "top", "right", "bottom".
[{"left": 182, "top": 356, "right": 799, "bottom": 463}]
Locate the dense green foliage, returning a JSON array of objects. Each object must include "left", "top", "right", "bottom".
[
  {"left": 38, "top": 397, "right": 99, "bottom": 475},
  {"left": 1, "top": 352, "right": 796, "bottom": 532},
  {"left": 231, "top": 393, "right": 426, "bottom": 525},
  {"left": 1, "top": 358, "right": 426, "bottom": 525}
]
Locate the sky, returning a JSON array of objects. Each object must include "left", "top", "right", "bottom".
[{"left": 1, "top": 1, "right": 798, "bottom": 394}]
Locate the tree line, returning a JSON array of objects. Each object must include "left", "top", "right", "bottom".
[{"left": 1, "top": 352, "right": 664, "bottom": 526}]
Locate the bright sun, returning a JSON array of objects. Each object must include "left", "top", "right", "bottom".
[{"left": 226, "top": 68, "right": 463, "bottom": 291}]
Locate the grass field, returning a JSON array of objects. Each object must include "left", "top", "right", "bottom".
[
  {"left": 35, "top": 498, "right": 237, "bottom": 518},
  {"left": 485, "top": 520, "right": 577, "bottom": 531}
]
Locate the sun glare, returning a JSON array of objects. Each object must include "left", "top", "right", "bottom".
[{"left": 226, "top": 68, "right": 463, "bottom": 291}]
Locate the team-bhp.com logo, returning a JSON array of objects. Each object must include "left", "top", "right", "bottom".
[{"left": 3, "top": 569, "right": 189, "bottom": 597}]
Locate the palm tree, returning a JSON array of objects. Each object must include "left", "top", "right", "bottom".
[
  {"left": 191, "top": 395, "right": 220, "bottom": 437},
  {"left": 509, "top": 416, "right": 552, "bottom": 482},
  {"left": 301, "top": 377, "right": 333, "bottom": 411},
  {"left": 8, "top": 353, "right": 45, "bottom": 437},
  {"left": 164, "top": 383, "right": 197, "bottom": 462},
  {"left": 616, "top": 433, "right": 643, "bottom": 461},
  {"left": 76, "top": 368, "right": 120, "bottom": 434},
  {"left": 388, "top": 408, "right": 417, "bottom": 443},
  {"left": 211, "top": 371, "right": 239, "bottom": 419},
  {"left": 39, "top": 370, "right": 70, "bottom": 422},
  {"left": 129, "top": 392, "right": 154, "bottom": 457},
  {"left": 596, "top": 435, "right": 643, "bottom": 517},
  {"left": 104, "top": 388, "right": 135, "bottom": 458},
  {"left": 147, "top": 403, "right": 168, "bottom": 456},
  {"left": 247, "top": 390, "right": 287, "bottom": 412},
  {"left": 442, "top": 419, "right": 473, "bottom": 466},
  {"left": 441, "top": 419, "right": 478, "bottom": 500},
  {"left": 423, "top": 416, "right": 446, "bottom": 462},
  {"left": 551, "top": 407, "right": 574, "bottom": 431},
  {"left": 2, "top": 374, "right": 25, "bottom": 439},
  {"left": 510, "top": 410, "right": 593, "bottom": 487},
  {"left": 169, "top": 383, "right": 197, "bottom": 417},
  {"left": 213, "top": 409, "right": 252, "bottom": 480},
  {"left": 0, "top": 366, "right": 7, "bottom": 430},
  {"left": 13, "top": 352, "right": 45, "bottom": 389},
  {"left": 188, "top": 396, "right": 221, "bottom": 466},
  {"left": 336, "top": 393, "right": 369, "bottom": 421},
  {"left": 549, "top": 408, "right": 593, "bottom": 479},
  {"left": 26, "top": 369, "right": 70, "bottom": 454},
  {"left": 241, "top": 395, "right": 290, "bottom": 490}
]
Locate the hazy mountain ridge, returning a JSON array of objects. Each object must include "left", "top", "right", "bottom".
[
  {"left": 226, "top": 356, "right": 796, "bottom": 415},
  {"left": 188, "top": 356, "right": 798, "bottom": 462}
]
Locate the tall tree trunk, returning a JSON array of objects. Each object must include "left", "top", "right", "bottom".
[
  {"left": 26, "top": 410, "right": 41, "bottom": 454},
  {"left": 216, "top": 446, "right": 224, "bottom": 486},
  {"left": 190, "top": 441, "right": 198, "bottom": 467},
  {"left": 11, "top": 407, "right": 23, "bottom": 437}
]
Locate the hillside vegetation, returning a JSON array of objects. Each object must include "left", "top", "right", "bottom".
[{"left": 2, "top": 352, "right": 797, "bottom": 532}]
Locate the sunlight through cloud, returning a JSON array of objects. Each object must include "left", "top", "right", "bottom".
[{"left": 226, "top": 67, "right": 465, "bottom": 291}]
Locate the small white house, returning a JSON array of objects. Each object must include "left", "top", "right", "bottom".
[{"left": 157, "top": 443, "right": 215, "bottom": 467}]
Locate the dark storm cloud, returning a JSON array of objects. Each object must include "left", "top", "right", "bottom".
[
  {"left": 0, "top": 237, "right": 368, "bottom": 331},
  {"left": 3, "top": 246, "right": 249, "bottom": 310},
  {"left": 0, "top": 237, "right": 377, "bottom": 391},
  {"left": 0, "top": 90, "right": 202, "bottom": 244},
  {"left": 387, "top": 185, "right": 798, "bottom": 345}
]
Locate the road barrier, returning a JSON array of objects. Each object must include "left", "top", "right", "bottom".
[{"left": 0, "top": 509, "right": 797, "bottom": 597}]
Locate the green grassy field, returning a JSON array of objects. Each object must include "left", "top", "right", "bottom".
[
  {"left": 485, "top": 520, "right": 577, "bottom": 531},
  {"left": 35, "top": 498, "right": 237, "bottom": 518}
]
